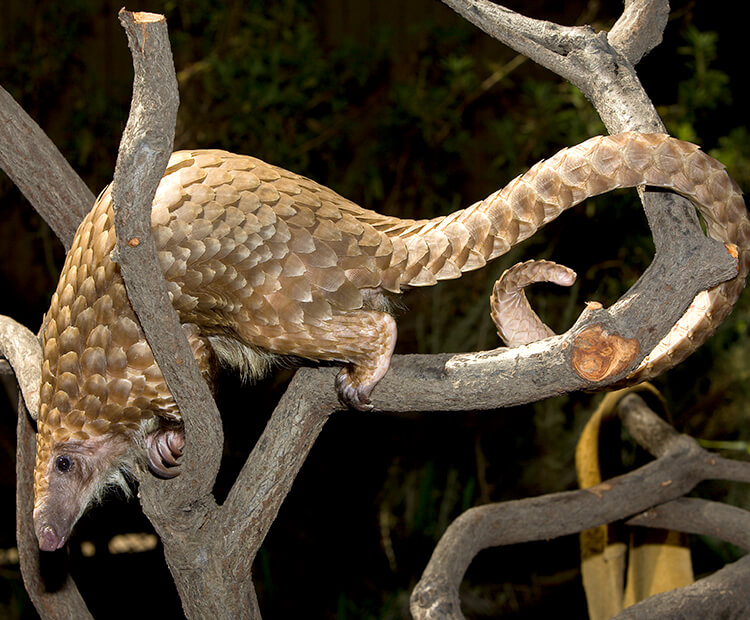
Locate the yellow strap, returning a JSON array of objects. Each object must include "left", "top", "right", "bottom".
[{"left": 576, "top": 384, "right": 692, "bottom": 619}]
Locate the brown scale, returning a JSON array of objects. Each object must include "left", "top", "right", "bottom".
[{"left": 32, "top": 133, "right": 750, "bottom": 551}]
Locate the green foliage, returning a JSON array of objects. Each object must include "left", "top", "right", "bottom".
[
  {"left": 677, "top": 28, "right": 731, "bottom": 116},
  {"left": 711, "top": 127, "right": 750, "bottom": 189},
  {"left": 662, "top": 27, "right": 734, "bottom": 146},
  {"left": 170, "top": 0, "right": 387, "bottom": 172}
]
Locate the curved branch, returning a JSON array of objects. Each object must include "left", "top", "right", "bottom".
[
  {"left": 0, "top": 316, "right": 42, "bottom": 419},
  {"left": 618, "top": 392, "right": 750, "bottom": 478},
  {"left": 221, "top": 371, "right": 337, "bottom": 566},
  {"left": 108, "top": 10, "right": 238, "bottom": 617},
  {"left": 110, "top": 9, "right": 223, "bottom": 500},
  {"left": 0, "top": 85, "right": 94, "bottom": 250}
]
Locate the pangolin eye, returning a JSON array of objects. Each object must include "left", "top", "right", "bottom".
[{"left": 55, "top": 455, "right": 74, "bottom": 473}]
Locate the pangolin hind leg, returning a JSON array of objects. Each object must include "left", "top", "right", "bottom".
[
  {"left": 242, "top": 309, "right": 398, "bottom": 411},
  {"left": 330, "top": 311, "right": 397, "bottom": 410}
]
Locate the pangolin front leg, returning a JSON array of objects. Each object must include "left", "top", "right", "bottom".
[
  {"left": 146, "top": 426, "right": 185, "bottom": 478},
  {"left": 143, "top": 322, "right": 215, "bottom": 476}
]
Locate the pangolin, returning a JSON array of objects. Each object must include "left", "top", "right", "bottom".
[{"left": 33, "top": 132, "right": 749, "bottom": 551}]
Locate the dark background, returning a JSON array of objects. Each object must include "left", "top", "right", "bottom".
[{"left": 1, "top": 1, "right": 748, "bottom": 617}]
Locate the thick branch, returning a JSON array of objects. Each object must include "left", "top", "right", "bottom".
[
  {"left": 615, "top": 498, "right": 750, "bottom": 618},
  {"left": 370, "top": 210, "right": 734, "bottom": 411},
  {"left": 614, "top": 555, "right": 750, "bottom": 619},
  {"left": 111, "top": 9, "right": 223, "bottom": 501},
  {"left": 0, "top": 85, "right": 94, "bottom": 250}
]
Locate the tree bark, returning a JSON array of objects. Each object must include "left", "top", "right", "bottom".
[{"left": 0, "top": 85, "right": 94, "bottom": 250}]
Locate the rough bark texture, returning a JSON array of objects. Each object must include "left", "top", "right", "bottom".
[
  {"left": 613, "top": 555, "right": 750, "bottom": 619},
  {"left": 0, "top": 85, "right": 94, "bottom": 250}
]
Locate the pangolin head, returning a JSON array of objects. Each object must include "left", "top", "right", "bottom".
[{"left": 33, "top": 408, "right": 137, "bottom": 551}]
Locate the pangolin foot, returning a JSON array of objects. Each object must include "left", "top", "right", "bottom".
[
  {"left": 335, "top": 368, "right": 374, "bottom": 411},
  {"left": 146, "top": 427, "right": 185, "bottom": 478}
]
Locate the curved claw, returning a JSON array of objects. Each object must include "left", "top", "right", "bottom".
[
  {"left": 335, "top": 368, "right": 375, "bottom": 411},
  {"left": 146, "top": 428, "right": 185, "bottom": 478}
]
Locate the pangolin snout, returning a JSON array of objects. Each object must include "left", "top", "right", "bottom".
[{"left": 35, "top": 523, "right": 68, "bottom": 552}]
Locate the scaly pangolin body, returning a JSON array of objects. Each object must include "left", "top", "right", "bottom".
[{"left": 33, "top": 132, "right": 749, "bottom": 550}]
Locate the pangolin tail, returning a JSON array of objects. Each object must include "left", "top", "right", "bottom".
[{"left": 392, "top": 132, "right": 750, "bottom": 376}]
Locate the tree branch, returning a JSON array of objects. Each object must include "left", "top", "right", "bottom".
[
  {"left": 410, "top": 393, "right": 750, "bottom": 618},
  {"left": 111, "top": 9, "right": 223, "bottom": 498},
  {"left": 627, "top": 498, "right": 750, "bottom": 552},
  {"left": 0, "top": 85, "right": 94, "bottom": 250},
  {"left": 108, "top": 9, "right": 242, "bottom": 617},
  {"left": 614, "top": 555, "right": 750, "bottom": 619}
]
